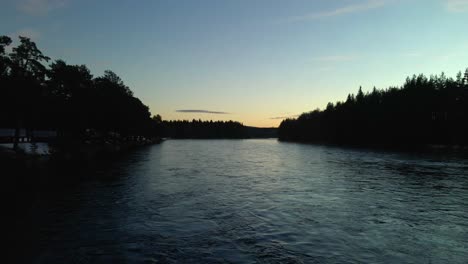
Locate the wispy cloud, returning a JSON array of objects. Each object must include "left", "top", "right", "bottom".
[
  {"left": 316, "top": 66, "right": 334, "bottom": 72},
  {"left": 445, "top": 0, "right": 468, "bottom": 12},
  {"left": 18, "top": 0, "right": 68, "bottom": 15},
  {"left": 285, "top": 0, "right": 388, "bottom": 22},
  {"left": 434, "top": 50, "right": 468, "bottom": 61},
  {"left": 313, "top": 55, "right": 358, "bottom": 62},
  {"left": 270, "top": 114, "right": 299, "bottom": 120},
  {"left": 176, "top": 109, "right": 230, "bottom": 114},
  {"left": 401, "top": 52, "right": 422, "bottom": 57}
]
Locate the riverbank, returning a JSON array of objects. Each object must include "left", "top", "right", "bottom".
[
  {"left": 3, "top": 140, "right": 155, "bottom": 263},
  {"left": 1, "top": 137, "right": 162, "bottom": 158},
  {"left": 278, "top": 138, "right": 468, "bottom": 153},
  {"left": 3, "top": 138, "right": 162, "bottom": 221},
  {"left": 8, "top": 139, "right": 468, "bottom": 263}
]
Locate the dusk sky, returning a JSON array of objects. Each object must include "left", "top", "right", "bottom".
[{"left": 2, "top": 0, "right": 468, "bottom": 127}]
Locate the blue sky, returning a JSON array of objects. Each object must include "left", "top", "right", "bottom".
[{"left": 1, "top": 0, "right": 468, "bottom": 127}]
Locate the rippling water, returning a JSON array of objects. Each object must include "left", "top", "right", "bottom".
[{"left": 17, "top": 139, "right": 468, "bottom": 263}]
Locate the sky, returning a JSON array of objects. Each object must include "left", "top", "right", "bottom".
[{"left": 1, "top": 0, "right": 468, "bottom": 127}]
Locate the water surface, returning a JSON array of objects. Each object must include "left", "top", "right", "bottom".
[{"left": 18, "top": 139, "right": 468, "bottom": 263}]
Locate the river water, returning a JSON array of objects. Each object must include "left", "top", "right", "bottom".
[{"left": 16, "top": 139, "right": 468, "bottom": 263}]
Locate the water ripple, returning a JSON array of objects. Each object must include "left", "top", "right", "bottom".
[{"left": 19, "top": 139, "right": 468, "bottom": 263}]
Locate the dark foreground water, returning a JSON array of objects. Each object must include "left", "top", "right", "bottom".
[{"left": 13, "top": 139, "right": 468, "bottom": 263}]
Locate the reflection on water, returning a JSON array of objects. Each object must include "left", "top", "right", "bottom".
[
  {"left": 1, "top": 142, "right": 50, "bottom": 155},
  {"left": 15, "top": 140, "right": 468, "bottom": 263}
]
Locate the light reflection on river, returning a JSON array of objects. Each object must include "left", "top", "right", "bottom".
[{"left": 22, "top": 139, "right": 468, "bottom": 263}]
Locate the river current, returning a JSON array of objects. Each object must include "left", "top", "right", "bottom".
[{"left": 16, "top": 139, "right": 468, "bottom": 263}]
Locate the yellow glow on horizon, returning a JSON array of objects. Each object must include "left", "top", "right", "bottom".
[
  {"left": 146, "top": 97, "right": 332, "bottom": 128},
  {"left": 156, "top": 112, "right": 282, "bottom": 128}
]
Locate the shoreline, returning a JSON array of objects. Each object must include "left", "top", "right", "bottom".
[
  {"left": 3, "top": 138, "right": 163, "bottom": 231},
  {"left": 277, "top": 138, "right": 468, "bottom": 153},
  {"left": 1, "top": 137, "right": 162, "bottom": 158}
]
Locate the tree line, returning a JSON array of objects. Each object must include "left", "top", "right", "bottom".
[
  {"left": 161, "top": 119, "right": 278, "bottom": 139},
  {"left": 161, "top": 120, "right": 245, "bottom": 139},
  {"left": 279, "top": 69, "right": 468, "bottom": 146},
  {"left": 0, "top": 35, "right": 159, "bottom": 147}
]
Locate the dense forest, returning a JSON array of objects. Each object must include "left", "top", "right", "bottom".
[
  {"left": 279, "top": 69, "right": 468, "bottom": 146},
  {"left": 161, "top": 120, "right": 277, "bottom": 139},
  {"left": 0, "top": 35, "right": 277, "bottom": 147},
  {"left": 0, "top": 35, "right": 159, "bottom": 147}
]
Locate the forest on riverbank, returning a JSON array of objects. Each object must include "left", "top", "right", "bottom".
[
  {"left": 161, "top": 119, "right": 277, "bottom": 139},
  {"left": 0, "top": 35, "right": 277, "bottom": 148},
  {"left": 279, "top": 69, "right": 468, "bottom": 146},
  {"left": 0, "top": 35, "right": 159, "bottom": 147}
]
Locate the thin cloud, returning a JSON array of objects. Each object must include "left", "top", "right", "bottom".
[
  {"left": 176, "top": 109, "right": 230, "bottom": 114},
  {"left": 18, "top": 0, "right": 67, "bottom": 15},
  {"left": 313, "top": 55, "right": 358, "bottom": 62},
  {"left": 402, "top": 52, "right": 422, "bottom": 57},
  {"left": 316, "top": 66, "right": 334, "bottom": 72},
  {"left": 434, "top": 50, "right": 468, "bottom": 61},
  {"left": 270, "top": 114, "right": 299, "bottom": 120},
  {"left": 286, "top": 0, "right": 388, "bottom": 22},
  {"left": 445, "top": 0, "right": 468, "bottom": 12}
]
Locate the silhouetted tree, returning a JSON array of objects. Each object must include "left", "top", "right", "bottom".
[
  {"left": 160, "top": 119, "right": 277, "bottom": 139},
  {"left": 0, "top": 36, "right": 11, "bottom": 77},
  {"left": 0, "top": 36, "right": 13, "bottom": 139},
  {"left": 47, "top": 60, "right": 94, "bottom": 133},
  {"left": 7, "top": 37, "right": 50, "bottom": 148},
  {"left": 279, "top": 69, "right": 468, "bottom": 147},
  {"left": 162, "top": 120, "right": 245, "bottom": 139},
  {"left": 0, "top": 35, "right": 161, "bottom": 145}
]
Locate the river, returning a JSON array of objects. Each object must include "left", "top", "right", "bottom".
[{"left": 14, "top": 139, "right": 468, "bottom": 263}]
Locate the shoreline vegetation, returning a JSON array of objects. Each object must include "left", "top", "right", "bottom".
[
  {"left": 1, "top": 35, "right": 467, "bottom": 153},
  {"left": 0, "top": 35, "right": 276, "bottom": 160},
  {"left": 279, "top": 68, "right": 468, "bottom": 148},
  {"left": 0, "top": 35, "right": 162, "bottom": 154},
  {"left": 161, "top": 120, "right": 278, "bottom": 139}
]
